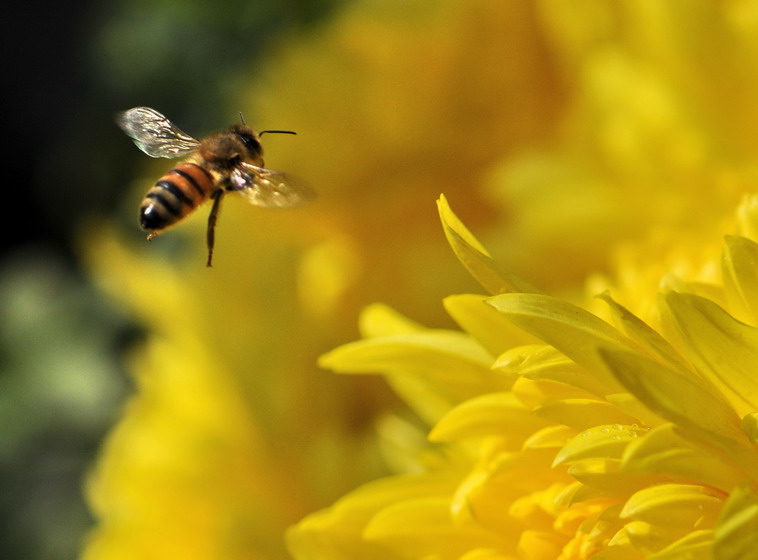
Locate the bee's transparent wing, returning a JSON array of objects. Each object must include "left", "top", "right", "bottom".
[
  {"left": 231, "top": 163, "right": 316, "bottom": 208},
  {"left": 117, "top": 107, "right": 200, "bottom": 158}
]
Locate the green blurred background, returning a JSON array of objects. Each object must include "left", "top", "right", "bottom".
[{"left": 2, "top": 2, "right": 341, "bottom": 559}]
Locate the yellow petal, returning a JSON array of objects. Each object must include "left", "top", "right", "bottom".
[
  {"left": 331, "top": 306, "right": 503, "bottom": 423},
  {"left": 621, "top": 424, "right": 746, "bottom": 492},
  {"left": 320, "top": 330, "right": 492, "bottom": 378},
  {"left": 450, "top": 448, "right": 561, "bottom": 528},
  {"left": 622, "top": 520, "right": 682, "bottom": 555},
  {"left": 742, "top": 412, "right": 758, "bottom": 444},
  {"left": 516, "top": 530, "right": 566, "bottom": 560},
  {"left": 511, "top": 376, "right": 598, "bottom": 409},
  {"left": 429, "top": 392, "right": 551, "bottom": 443},
  {"left": 287, "top": 473, "right": 458, "bottom": 560},
  {"left": 572, "top": 502, "right": 627, "bottom": 558},
  {"left": 523, "top": 425, "right": 578, "bottom": 450},
  {"left": 487, "top": 293, "right": 631, "bottom": 394},
  {"left": 605, "top": 525, "right": 632, "bottom": 548},
  {"left": 375, "top": 414, "right": 448, "bottom": 474},
  {"left": 450, "top": 468, "right": 509, "bottom": 528},
  {"left": 596, "top": 291, "right": 687, "bottom": 370},
  {"left": 567, "top": 459, "right": 663, "bottom": 498},
  {"left": 620, "top": 484, "right": 723, "bottom": 530},
  {"left": 722, "top": 235, "right": 758, "bottom": 323},
  {"left": 443, "top": 294, "right": 537, "bottom": 357},
  {"left": 533, "top": 399, "right": 639, "bottom": 432},
  {"left": 358, "top": 303, "right": 427, "bottom": 338},
  {"left": 494, "top": 344, "right": 614, "bottom": 398},
  {"left": 598, "top": 348, "right": 755, "bottom": 473},
  {"left": 663, "top": 290, "right": 758, "bottom": 413},
  {"left": 319, "top": 328, "right": 504, "bottom": 425},
  {"left": 509, "top": 493, "right": 555, "bottom": 528},
  {"left": 605, "top": 393, "right": 666, "bottom": 428},
  {"left": 553, "top": 424, "right": 644, "bottom": 467},
  {"left": 713, "top": 482, "right": 758, "bottom": 560},
  {"left": 647, "top": 530, "right": 713, "bottom": 560},
  {"left": 437, "top": 194, "right": 541, "bottom": 295},
  {"left": 364, "top": 497, "right": 507, "bottom": 557},
  {"left": 737, "top": 194, "right": 758, "bottom": 245}
]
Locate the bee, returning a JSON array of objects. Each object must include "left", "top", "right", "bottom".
[{"left": 117, "top": 106, "right": 315, "bottom": 266}]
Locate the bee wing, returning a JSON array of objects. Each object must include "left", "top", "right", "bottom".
[
  {"left": 117, "top": 107, "right": 200, "bottom": 158},
  {"left": 231, "top": 163, "right": 316, "bottom": 208}
]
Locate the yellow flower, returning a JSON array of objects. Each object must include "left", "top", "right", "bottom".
[{"left": 291, "top": 195, "right": 758, "bottom": 559}]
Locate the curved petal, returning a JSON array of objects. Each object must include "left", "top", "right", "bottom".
[
  {"left": 621, "top": 424, "right": 745, "bottom": 492},
  {"left": 429, "top": 392, "right": 551, "bottom": 443},
  {"left": 319, "top": 329, "right": 501, "bottom": 423},
  {"left": 287, "top": 474, "right": 459, "bottom": 560},
  {"left": 663, "top": 290, "right": 758, "bottom": 413},
  {"left": 722, "top": 235, "right": 758, "bottom": 323},
  {"left": 495, "top": 344, "right": 613, "bottom": 398},
  {"left": 437, "top": 195, "right": 541, "bottom": 295},
  {"left": 487, "top": 293, "right": 632, "bottom": 394},
  {"left": 533, "top": 399, "right": 639, "bottom": 431},
  {"left": 648, "top": 530, "right": 714, "bottom": 560},
  {"left": 443, "top": 294, "right": 538, "bottom": 357},
  {"left": 365, "top": 497, "right": 508, "bottom": 557},
  {"left": 553, "top": 424, "right": 644, "bottom": 467},
  {"left": 523, "top": 425, "right": 578, "bottom": 450},
  {"left": 598, "top": 348, "right": 757, "bottom": 480},
  {"left": 596, "top": 291, "right": 688, "bottom": 370},
  {"left": 714, "top": 482, "right": 758, "bottom": 560},
  {"left": 620, "top": 484, "right": 723, "bottom": 530}
]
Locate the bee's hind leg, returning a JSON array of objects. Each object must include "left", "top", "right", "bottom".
[{"left": 206, "top": 189, "right": 225, "bottom": 267}]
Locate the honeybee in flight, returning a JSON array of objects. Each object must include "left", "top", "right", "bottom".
[{"left": 117, "top": 106, "right": 315, "bottom": 266}]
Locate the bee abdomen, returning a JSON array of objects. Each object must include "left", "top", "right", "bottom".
[{"left": 139, "top": 162, "right": 215, "bottom": 232}]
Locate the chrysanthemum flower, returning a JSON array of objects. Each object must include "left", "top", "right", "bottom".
[{"left": 290, "top": 195, "right": 758, "bottom": 559}]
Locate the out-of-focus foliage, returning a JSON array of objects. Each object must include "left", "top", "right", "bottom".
[
  {"left": 0, "top": 254, "right": 129, "bottom": 560},
  {"left": 90, "top": 0, "right": 343, "bottom": 126}
]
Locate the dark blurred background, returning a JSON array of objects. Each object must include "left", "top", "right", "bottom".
[
  {"left": 5, "top": 0, "right": 340, "bottom": 261},
  {"left": 1, "top": 1, "right": 341, "bottom": 558}
]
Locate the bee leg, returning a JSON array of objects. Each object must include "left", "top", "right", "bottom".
[{"left": 206, "top": 189, "right": 225, "bottom": 267}]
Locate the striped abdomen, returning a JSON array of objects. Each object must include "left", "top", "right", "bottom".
[{"left": 139, "top": 162, "right": 215, "bottom": 233}]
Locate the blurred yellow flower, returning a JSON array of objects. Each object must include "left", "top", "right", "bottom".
[
  {"left": 293, "top": 195, "right": 758, "bottom": 559},
  {"left": 84, "top": 4, "right": 564, "bottom": 557}
]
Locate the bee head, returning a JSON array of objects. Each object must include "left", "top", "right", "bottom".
[{"left": 230, "top": 125, "right": 263, "bottom": 159}]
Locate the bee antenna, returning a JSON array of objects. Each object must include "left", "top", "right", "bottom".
[
  {"left": 238, "top": 112, "right": 246, "bottom": 125},
  {"left": 259, "top": 129, "right": 297, "bottom": 136}
]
